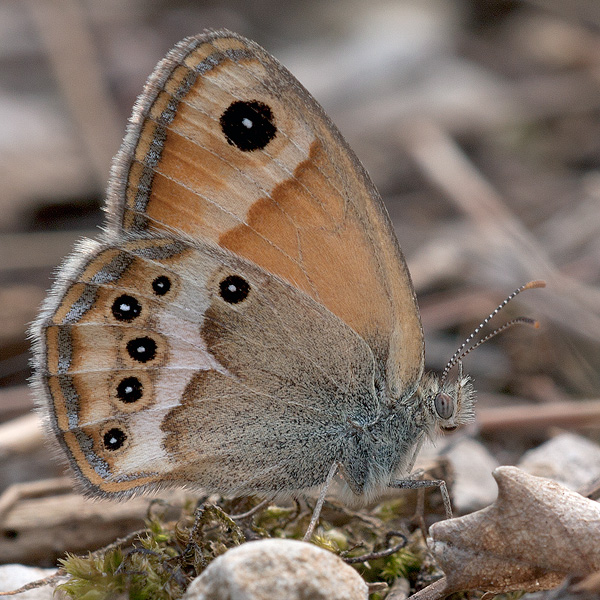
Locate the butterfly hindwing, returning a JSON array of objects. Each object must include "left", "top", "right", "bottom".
[{"left": 35, "top": 236, "right": 380, "bottom": 496}]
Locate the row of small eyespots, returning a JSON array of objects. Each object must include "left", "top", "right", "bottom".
[
  {"left": 100, "top": 275, "right": 171, "bottom": 451},
  {"left": 101, "top": 274, "right": 251, "bottom": 452},
  {"left": 109, "top": 276, "right": 172, "bottom": 368}
]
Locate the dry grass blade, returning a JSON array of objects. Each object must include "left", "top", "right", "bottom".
[
  {"left": 477, "top": 398, "right": 600, "bottom": 432},
  {"left": 25, "top": 0, "right": 122, "bottom": 185},
  {"left": 400, "top": 118, "right": 600, "bottom": 344}
]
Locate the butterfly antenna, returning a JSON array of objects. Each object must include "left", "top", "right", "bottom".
[{"left": 441, "top": 280, "right": 545, "bottom": 384}]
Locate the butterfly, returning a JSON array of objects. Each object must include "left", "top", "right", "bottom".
[{"left": 31, "top": 30, "right": 541, "bottom": 538}]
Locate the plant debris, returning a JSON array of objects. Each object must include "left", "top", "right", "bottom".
[
  {"left": 428, "top": 466, "right": 600, "bottom": 595},
  {"left": 52, "top": 491, "right": 445, "bottom": 599}
]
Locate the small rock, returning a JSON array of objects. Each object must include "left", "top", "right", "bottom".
[
  {"left": 446, "top": 437, "right": 500, "bottom": 512},
  {"left": 0, "top": 564, "right": 57, "bottom": 599},
  {"left": 183, "top": 539, "right": 368, "bottom": 600},
  {"left": 518, "top": 432, "right": 600, "bottom": 491}
]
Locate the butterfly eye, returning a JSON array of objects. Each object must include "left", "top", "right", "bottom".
[
  {"left": 220, "top": 100, "right": 277, "bottom": 151},
  {"left": 219, "top": 275, "right": 250, "bottom": 304},
  {"left": 434, "top": 392, "right": 454, "bottom": 420},
  {"left": 112, "top": 294, "right": 141, "bottom": 321}
]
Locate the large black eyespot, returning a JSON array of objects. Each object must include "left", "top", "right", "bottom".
[
  {"left": 152, "top": 275, "right": 171, "bottom": 296},
  {"left": 219, "top": 275, "right": 250, "bottom": 304},
  {"left": 434, "top": 392, "right": 454, "bottom": 420},
  {"left": 220, "top": 100, "right": 277, "bottom": 151},
  {"left": 112, "top": 295, "right": 141, "bottom": 321},
  {"left": 126, "top": 337, "right": 157, "bottom": 363},
  {"left": 103, "top": 427, "right": 126, "bottom": 451},
  {"left": 116, "top": 377, "right": 143, "bottom": 403}
]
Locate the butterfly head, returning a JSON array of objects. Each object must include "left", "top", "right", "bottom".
[
  {"left": 418, "top": 365, "right": 476, "bottom": 434},
  {"left": 435, "top": 363, "right": 476, "bottom": 432}
]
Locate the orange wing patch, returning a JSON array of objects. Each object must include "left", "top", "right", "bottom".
[{"left": 220, "top": 140, "right": 387, "bottom": 337}]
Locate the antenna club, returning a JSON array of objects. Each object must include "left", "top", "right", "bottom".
[
  {"left": 515, "top": 316, "right": 539, "bottom": 327},
  {"left": 523, "top": 280, "right": 546, "bottom": 290}
]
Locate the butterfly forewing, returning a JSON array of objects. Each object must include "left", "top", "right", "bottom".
[{"left": 108, "top": 30, "right": 424, "bottom": 396}]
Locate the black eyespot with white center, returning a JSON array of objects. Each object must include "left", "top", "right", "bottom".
[
  {"left": 126, "top": 337, "right": 157, "bottom": 363},
  {"left": 434, "top": 392, "right": 454, "bottom": 421},
  {"left": 152, "top": 275, "right": 171, "bottom": 296},
  {"left": 219, "top": 275, "right": 250, "bottom": 304},
  {"left": 103, "top": 427, "right": 126, "bottom": 451},
  {"left": 220, "top": 100, "right": 277, "bottom": 151},
  {"left": 116, "top": 376, "right": 143, "bottom": 403},
  {"left": 112, "top": 295, "right": 141, "bottom": 322}
]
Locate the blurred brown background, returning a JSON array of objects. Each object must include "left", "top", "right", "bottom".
[{"left": 1, "top": 0, "right": 600, "bottom": 495}]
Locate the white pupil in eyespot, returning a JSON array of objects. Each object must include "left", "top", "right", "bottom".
[
  {"left": 242, "top": 117, "right": 253, "bottom": 128},
  {"left": 137, "top": 345, "right": 145, "bottom": 353},
  {"left": 121, "top": 302, "right": 130, "bottom": 311},
  {"left": 124, "top": 385, "right": 133, "bottom": 393},
  {"left": 228, "top": 284, "right": 237, "bottom": 292}
]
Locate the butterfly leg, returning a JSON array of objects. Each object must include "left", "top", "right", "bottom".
[
  {"left": 303, "top": 462, "right": 339, "bottom": 542},
  {"left": 389, "top": 477, "right": 453, "bottom": 519}
]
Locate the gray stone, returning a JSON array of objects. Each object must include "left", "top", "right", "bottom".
[
  {"left": 518, "top": 432, "right": 600, "bottom": 490},
  {"left": 0, "top": 564, "right": 58, "bottom": 599},
  {"left": 183, "top": 539, "right": 368, "bottom": 600},
  {"left": 446, "top": 437, "right": 500, "bottom": 513}
]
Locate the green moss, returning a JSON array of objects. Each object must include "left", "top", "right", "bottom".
[
  {"left": 57, "top": 500, "right": 248, "bottom": 599},
  {"left": 379, "top": 547, "right": 421, "bottom": 581},
  {"left": 58, "top": 546, "right": 181, "bottom": 600},
  {"left": 56, "top": 493, "right": 449, "bottom": 599}
]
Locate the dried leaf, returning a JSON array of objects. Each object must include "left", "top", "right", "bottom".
[{"left": 428, "top": 466, "right": 600, "bottom": 594}]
